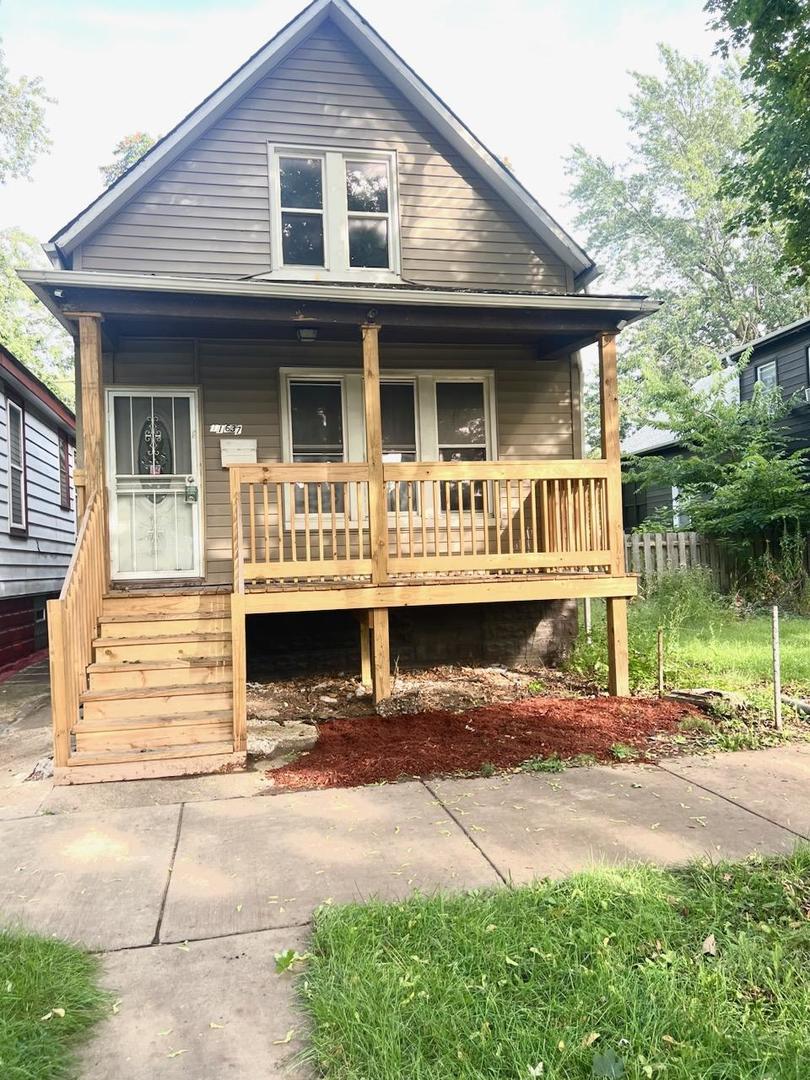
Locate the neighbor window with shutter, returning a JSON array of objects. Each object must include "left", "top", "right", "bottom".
[
  {"left": 7, "top": 400, "right": 26, "bottom": 531},
  {"left": 59, "top": 434, "right": 71, "bottom": 511}
]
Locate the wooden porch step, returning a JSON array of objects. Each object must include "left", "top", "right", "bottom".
[
  {"left": 73, "top": 710, "right": 233, "bottom": 754},
  {"left": 102, "top": 593, "right": 229, "bottom": 616},
  {"left": 97, "top": 612, "right": 231, "bottom": 638},
  {"left": 87, "top": 657, "right": 232, "bottom": 691},
  {"left": 55, "top": 744, "right": 246, "bottom": 785},
  {"left": 93, "top": 632, "right": 232, "bottom": 663},
  {"left": 80, "top": 683, "right": 233, "bottom": 722}
]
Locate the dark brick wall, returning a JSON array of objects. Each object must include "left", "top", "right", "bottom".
[{"left": 247, "top": 600, "right": 578, "bottom": 680}]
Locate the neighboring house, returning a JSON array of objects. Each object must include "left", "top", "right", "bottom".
[
  {"left": 21, "top": 0, "right": 657, "bottom": 784},
  {"left": 621, "top": 370, "right": 739, "bottom": 529},
  {"left": 0, "top": 343, "right": 75, "bottom": 672},
  {"left": 622, "top": 317, "right": 810, "bottom": 529},
  {"left": 733, "top": 315, "right": 810, "bottom": 450}
]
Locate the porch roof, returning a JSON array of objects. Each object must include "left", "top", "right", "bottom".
[{"left": 20, "top": 269, "right": 660, "bottom": 355}]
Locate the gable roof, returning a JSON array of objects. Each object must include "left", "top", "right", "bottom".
[
  {"left": 0, "top": 343, "right": 75, "bottom": 434},
  {"left": 723, "top": 314, "right": 810, "bottom": 363},
  {"left": 48, "top": 0, "right": 596, "bottom": 285}
]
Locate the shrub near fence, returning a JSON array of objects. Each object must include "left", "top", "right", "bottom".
[{"left": 624, "top": 531, "right": 810, "bottom": 590}]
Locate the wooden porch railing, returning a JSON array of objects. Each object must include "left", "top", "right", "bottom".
[
  {"left": 229, "top": 459, "right": 616, "bottom": 587},
  {"left": 47, "top": 491, "right": 106, "bottom": 767}
]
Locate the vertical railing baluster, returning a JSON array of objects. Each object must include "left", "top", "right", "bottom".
[
  {"left": 432, "top": 480, "right": 440, "bottom": 557},
  {"left": 262, "top": 482, "right": 270, "bottom": 565}
]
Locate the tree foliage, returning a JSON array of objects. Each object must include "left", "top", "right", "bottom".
[
  {"left": 566, "top": 47, "right": 810, "bottom": 440},
  {"left": 100, "top": 132, "right": 156, "bottom": 187},
  {"left": 0, "top": 39, "right": 51, "bottom": 184},
  {"left": 706, "top": 0, "right": 810, "bottom": 279},
  {"left": 625, "top": 375, "right": 810, "bottom": 549},
  {"left": 0, "top": 228, "right": 73, "bottom": 406}
]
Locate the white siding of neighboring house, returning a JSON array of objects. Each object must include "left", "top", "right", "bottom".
[{"left": 0, "top": 385, "right": 76, "bottom": 598}]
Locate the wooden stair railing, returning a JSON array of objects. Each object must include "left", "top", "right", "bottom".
[{"left": 47, "top": 491, "right": 106, "bottom": 768}]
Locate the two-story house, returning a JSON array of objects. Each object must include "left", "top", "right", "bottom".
[
  {"left": 0, "top": 343, "right": 75, "bottom": 673},
  {"left": 734, "top": 315, "right": 810, "bottom": 448},
  {"left": 22, "top": 0, "right": 657, "bottom": 784}
]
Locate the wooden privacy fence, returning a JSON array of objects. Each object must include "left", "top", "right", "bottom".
[{"left": 624, "top": 530, "right": 810, "bottom": 589}]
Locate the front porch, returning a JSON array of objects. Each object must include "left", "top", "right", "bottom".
[{"left": 28, "top": 273, "right": 643, "bottom": 783}]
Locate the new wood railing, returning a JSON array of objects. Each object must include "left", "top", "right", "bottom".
[
  {"left": 47, "top": 491, "right": 106, "bottom": 767},
  {"left": 229, "top": 459, "right": 616, "bottom": 587}
]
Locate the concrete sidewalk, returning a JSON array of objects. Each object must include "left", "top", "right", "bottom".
[{"left": 1, "top": 744, "right": 809, "bottom": 1078}]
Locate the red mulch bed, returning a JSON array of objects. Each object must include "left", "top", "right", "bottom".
[{"left": 269, "top": 695, "right": 697, "bottom": 791}]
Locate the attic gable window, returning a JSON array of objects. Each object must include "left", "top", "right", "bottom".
[{"left": 268, "top": 146, "right": 400, "bottom": 282}]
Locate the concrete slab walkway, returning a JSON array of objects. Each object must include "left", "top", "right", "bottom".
[{"left": 1, "top": 744, "right": 808, "bottom": 1078}]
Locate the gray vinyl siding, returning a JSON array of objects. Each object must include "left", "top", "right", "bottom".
[
  {"left": 0, "top": 387, "right": 76, "bottom": 599},
  {"left": 81, "top": 20, "right": 570, "bottom": 293},
  {"left": 739, "top": 331, "right": 810, "bottom": 449},
  {"left": 108, "top": 338, "right": 574, "bottom": 585}
]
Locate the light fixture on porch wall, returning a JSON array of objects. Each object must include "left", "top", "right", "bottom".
[{"left": 296, "top": 327, "right": 318, "bottom": 342}]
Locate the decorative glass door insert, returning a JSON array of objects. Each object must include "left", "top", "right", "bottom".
[{"left": 107, "top": 390, "right": 202, "bottom": 579}]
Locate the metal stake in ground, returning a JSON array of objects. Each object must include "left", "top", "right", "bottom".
[
  {"left": 772, "top": 605, "right": 782, "bottom": 731},
  {"left": 584, "top": 597, "right": 593, "bottom": 645},
  {"left": 657, "top": 626, "right": 664, "bottom": 698}
]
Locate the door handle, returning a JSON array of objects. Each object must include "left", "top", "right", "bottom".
[{"left": 184, "top": 476, "right": 199, "bottom": 504}]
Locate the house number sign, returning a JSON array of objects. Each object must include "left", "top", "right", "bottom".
[{"left": 210, "top": 423, "right": 243, "bottom": 435}]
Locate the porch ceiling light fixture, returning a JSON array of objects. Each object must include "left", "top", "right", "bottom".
[{"left": 296, "top": 327, "right": 319, "bottom": 342}]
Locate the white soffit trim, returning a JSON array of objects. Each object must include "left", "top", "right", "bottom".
[
  {"left": 49, "top": 0, "right": 594, "bottom": 278},
  {"left": 18, "top": 268, "right": 659, "bottom": 316}
]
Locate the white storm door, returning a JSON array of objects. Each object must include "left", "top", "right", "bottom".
[{"left": 107, "top": 389, "right": 203, "bottom": 580}]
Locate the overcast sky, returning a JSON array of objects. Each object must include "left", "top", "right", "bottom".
[{"left": 2, "top": 0, "right": 719, "bottom": 251}]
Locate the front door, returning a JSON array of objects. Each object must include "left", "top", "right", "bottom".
[{"left": 107, "top": 389, "right": 203, "bottom": 580}]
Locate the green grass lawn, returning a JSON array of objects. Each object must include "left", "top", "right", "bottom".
[
  {"left": 302, "top": 851, "right": 810, "bottom": 1079},
  {"left": 0, "top": 929, "right": 108, "bottom": 1080},
  {"left": 568, "top": 574, "right": 810, "bottom": 702}
]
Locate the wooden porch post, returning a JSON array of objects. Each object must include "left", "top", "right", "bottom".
[
  {"left": 362, "top": 323, "right": 392, "bottom": 702},
  {"left": 76, "top": 315, "right": 105, "bottom": 502},
  {"left": 358, "top": 611, "right": 372, "bottom": 688},
  {"left": 598, "top": 332, "right": 630, "bottom": 696}
]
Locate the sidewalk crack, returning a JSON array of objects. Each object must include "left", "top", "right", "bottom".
[
  {"left": 152, "top": 802, "right": 184, "bottom": 945},
  {"left": 421, "top": 779, "right": 508, "bottom": 886},
  {"left": 653, "top": 761, "right": 809, "bottom": 841}
]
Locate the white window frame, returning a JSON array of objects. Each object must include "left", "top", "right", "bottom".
[
  {"left": 755, "top": 359, "right": 778, "bottom": 390},
  {"left": 279, "top": 368, "right": 496, "bottom": 521},
  {"left": 7, "top": 399, "right": 26, "bottom": 531},
  {"left": 266, "top": 145, "right": 401, "bottom": 284}
]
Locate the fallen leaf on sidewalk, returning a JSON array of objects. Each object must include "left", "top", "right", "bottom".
[
  {"left": 167, "top": 1049, "right": 188, "bottom": 1058},
  {"left": 273, "top": 1028, "right": 296, "bottom": 1045}
]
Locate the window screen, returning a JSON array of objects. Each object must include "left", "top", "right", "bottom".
[
  {"left": 436, "top": 382, "right": 487, "bottom": 510},
  {"left": 290, "top": 380, "right": 345, "bottom": 512}
]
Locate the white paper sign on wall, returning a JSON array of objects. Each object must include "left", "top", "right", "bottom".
[{"left": 220, "top": 438, "right": 257, "bottom": 467}]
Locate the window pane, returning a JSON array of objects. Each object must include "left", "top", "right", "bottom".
[
  {"left": 281, "top": 212, "right": 324, "bottom": 266},
  {"left": 290, "top": 382, "right": 344, "bottom": 455},
  {"left": 346, "top": 160, "right": 389, "bottom": 213},
  {"left": 757, "top": 362, "right": 777, "bottom": 389},
  {"left": 439, "top": 447, "right": 485, "bottom": 512},
  {"left": 436, "top": 383, "right": 486, "bottom": 445},
  {"left": 348, "top": 218, "right": 389, "bottom": 268},
  {"left": 381, "top": 383, "right": 416, "bottom": 452},
  {"left": 279, "top": 157, "right": 323, "bottom": 209}
]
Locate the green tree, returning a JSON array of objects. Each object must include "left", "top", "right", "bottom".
[
  {"left": 0, "top": 228, "right": 73, "bottom": 406},
  {"left": 625, "top": 373, "right": 810, "bottom": 549},
  {"left": 706, "top": 0, "right": 810, "bottom": 279},
  {"left": 100, "top": 131, "right": 156, "bottom": 187},
  {"left": 566, "top": 47, "right": 810, "bottom": 441},
  {"left": 0, "top": 39, "right": 51, "bottom": 183}
]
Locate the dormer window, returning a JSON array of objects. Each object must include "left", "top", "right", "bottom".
[{"left": 268, "top": 146, "right": 400, "bottom": 282}]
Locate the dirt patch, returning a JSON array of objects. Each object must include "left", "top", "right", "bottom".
[
  {"left": 246, "top": 665, "right": 550, "bottom": 729},
  {"left": 268, "top": 695, "right": 697, "bottom": 791}
]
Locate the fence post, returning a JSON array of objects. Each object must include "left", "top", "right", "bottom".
[
  {"left": 772, "top": 605, "right": 782, "bottom": 731},
  {"left": 657, "top": 626, "right": 664, "bottom": 698}
]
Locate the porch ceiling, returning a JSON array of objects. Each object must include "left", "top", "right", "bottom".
[{"left": 22, "top": 270, "right": 660, "bottom": 356}]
